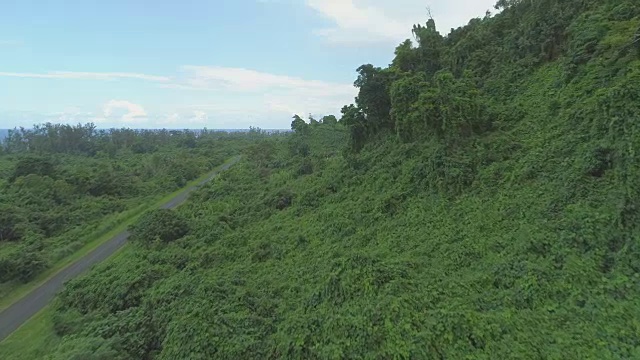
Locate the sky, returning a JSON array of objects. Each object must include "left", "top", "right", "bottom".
[{"left": 0, "top": 0, "right": 496, "bottom": 129}]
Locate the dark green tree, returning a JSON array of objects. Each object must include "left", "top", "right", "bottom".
[
  {"left": 309, "top": 114, "right": 320, "bottom": 126},
  {"left": 10, "top": 155, "right": 55, "bottom": 182},
  {"left": 291, "top": 115, "right": 309, "bottom": 134},
  {"left": 0, "top": 205, "right": 26, "bottom": 242},
  {"left": 340, "top": 104, "right": 367, "bottom": 151},
  {"left": 392, "top": 39, "right": 419, "bottom": 73},
  {"left": 321, "top": 115, "right": 338, "bottom": 126},
  {"left": 354, "top": 65, "right": 394, "bottom": 133},
  {"left": 412, "top": 18, "right": 444, "bottom": 77}
]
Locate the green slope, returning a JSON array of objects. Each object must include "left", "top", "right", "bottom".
[{"left": 13, "top": 0, "right": 640, "bottom": 358}]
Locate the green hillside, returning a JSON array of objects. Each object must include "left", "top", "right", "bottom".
[{"left": 7, "top": 0, "right": 640, "bottom": 358}]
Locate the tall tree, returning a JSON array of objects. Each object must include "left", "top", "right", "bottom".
[
  {"left": 412, "top": 18, "right": 444, "bottom": 78},
  {"left": 321, "top": 115, "right": 338, "bottom": 126},
  {"left": 354, "top": 64, "right": 394, "bottom": 132},
  {"left": 291, "top": 115, "right": 309, "bottom": 135}
]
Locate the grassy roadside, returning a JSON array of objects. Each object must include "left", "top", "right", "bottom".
[
  {"left": 0, "top": 156, "right": 239, "bottom": 312},
  {"left": 0, "top": 308, "right": 58, "bottom": 359},
  {"left": 0, "top": 247, "right": 133, "bottom": 359}
]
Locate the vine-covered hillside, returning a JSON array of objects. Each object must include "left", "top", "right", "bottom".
[{"left": 8, "top": 0, "right": 640, "bottom": 358}]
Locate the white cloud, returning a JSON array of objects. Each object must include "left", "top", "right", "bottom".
[
  {"left": 102, "top": 100, "right": 148, "bottom": 123},
  {"left": 177, "top": 65, "right": 354, "bottom": 95},
  {"left": 306, "top": 0, "right": 496, "bottom": 45},
  {"left": 1, "top": 64, "right": 355, "bottom": 126},
  {"left": 165, "top": 65, "right": 357, "bottom": 120},
  {"left": 0, "top": 71, "right": 169, "bottom": 82},
  {"left": 307, "top": 0, "right": 408, "bottom": 44},
  {"left": 1, "top": 65, "right": 356, "bottom": 128}
]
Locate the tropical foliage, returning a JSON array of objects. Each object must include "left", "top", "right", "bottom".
[
  {"left": 0, "top": 124, "right": 261, "bottom": 288},
  {"left": 3, "top": 0, "right": 640, "bottom": 358}
]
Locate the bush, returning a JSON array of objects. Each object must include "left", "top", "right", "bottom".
[
  {"left": 10, "top": 155, "right": 55, "bottom": 182},
  {"left": 52, "top": 308, "right": 84, "bottom": 336},
  {"left": 0, "top": 248, "right": 48, "bottom": 283},
  {"left": 129, "top": 209, "right": 190, "bottom": 245},
  {"left": 0, "top": 205, "right": 26, "bottom": 242}
]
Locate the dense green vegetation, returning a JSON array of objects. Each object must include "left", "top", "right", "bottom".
[
  {"left": 0, "top": 124, "right": 259, "bottom": 292},
  {"left": 3, "top": 0, "right": 640, "bottom": 358}
]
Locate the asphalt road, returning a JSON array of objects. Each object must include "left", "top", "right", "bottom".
[{"left": 0, "top": 157, "right": 240, "bottom": 342}]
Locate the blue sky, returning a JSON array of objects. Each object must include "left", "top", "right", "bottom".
[{"left": 0, "top": 0, "right": 495, "bottom": 129}]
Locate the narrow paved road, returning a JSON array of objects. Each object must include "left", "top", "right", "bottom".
[{"left": 0, "top": 157, "right": 240, "bottom": 342}]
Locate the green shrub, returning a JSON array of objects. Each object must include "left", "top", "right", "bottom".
[{"left": 129, "top": 209, "right": 190, "bottom": 245}]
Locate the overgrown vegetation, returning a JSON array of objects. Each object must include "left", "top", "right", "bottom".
[
  {"left": 3, "top": 0, "right": 640, "bottom": 358},
  {"left": 0, "top": 124, "right": 261, "bottom": 291},
  {"left": 129, "top": 209, "right": 190, "bottom": 246}
]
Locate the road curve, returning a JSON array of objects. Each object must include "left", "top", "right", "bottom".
[{"left": 0, "top": 157, "right": 240, "bottom": 342}]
